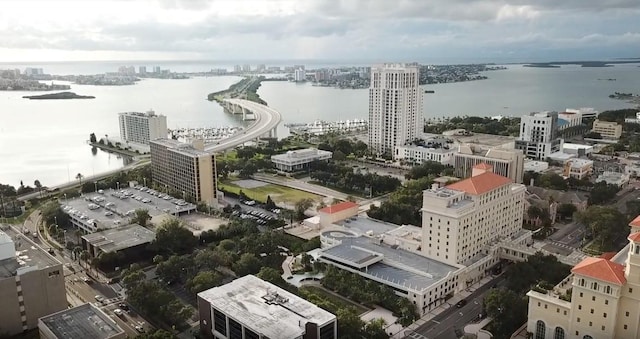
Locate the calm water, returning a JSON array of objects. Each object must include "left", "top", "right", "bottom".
[{"left": 0, "top": 63, "right": 639, "bottom": 188}]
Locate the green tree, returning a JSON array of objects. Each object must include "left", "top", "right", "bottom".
[
  {"left": 557, "top": 203, "right": 577, "bottom": 221},
  {"left": 336, "top": 307, "right": 365, "bottom": 339},
  {"left": 132, "top": 208, "right": 152, "bottom": 227},
  {"left": 265, "top": 195, "right": 276, "bottom": 209},
  {"left": 294, "top": 198, "right": 314, "bottom": 221},
  {"left": 152, "top": 218, "right": 198, "bottom": 255},
  {"left": 75, "top": 173, "right": 84, "bottom": 184},
  {"left": 406, "top": 161, "right": 445, "bottom": 180},
  {"left": 136, "top": 329, "right": 177, "bottom": 339},
  {"left": 233, "top": 253, "right": 262, "bottom": 276},
  {"left": 89, "top": 133, "right": 97, "bottom": 143},
  {"left": 576, "top": 206, "right": 628, "bottom": 251},
  {"left": 484, "top": 289, "right": 528, "bottom": 339},
  {"left": 362, "top": 318, "right": 389, "bottom": 339},
  {"left": 33, "top": 179, "right": 42, "bottom": 198},
  {"left": 188, "top": 270, "right": 222, "bottom": 294}
]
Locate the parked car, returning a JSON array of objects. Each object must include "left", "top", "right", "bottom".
[
  {"left": 94, "top": 295, "right": 104, "bottom": 303},
  {"left": 113, "top": 309, "right": 124, "bottom": 317},
  {"left": 456, "top": 300, "right": 467, "bottom": 308}
]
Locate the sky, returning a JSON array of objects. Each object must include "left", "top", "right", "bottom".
[{"left": 1, "top": 0, "right": 639, "bottom": 63}]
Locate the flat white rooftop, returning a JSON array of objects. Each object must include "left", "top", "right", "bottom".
[{"left": 198, "top": 275, "right": 335, "bottom": 339}]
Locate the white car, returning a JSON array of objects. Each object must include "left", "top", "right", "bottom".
[
  {"left": 113, "top": 309, "right": 124, "bottom": 316},
  {"left": 94, "top": 295, "right": 105, "bottom": 303}
]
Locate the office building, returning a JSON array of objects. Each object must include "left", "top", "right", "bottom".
[
  {"left": 368, "top": 63, "right": 423, "bottom": 157},
  {"left": 38, "top": 303, "right": 125, "bottom": 339},
  {"left": 592, "top": 119, "right": 622, "bottom": 140},
  {"left": 271, "top": 148, "right": 332, "bottom": 172},
  {"left": 198, "top": 275, "right": 336, "bottom": 339},
  {"left": 0, "top": 229, "right": 66, "bottom": 336},
  {"left": 256, "top": 64, "right": 266, "bottom": 72},
  {"left": 138, "top": 66, "right": 147, "bottom": 74},
  {"left": 118, "top": 110, "right": 168, "bottom": 145},
  {"left": 421, "top": 164, "right": 526, "bottom": 266},
  {"left": 454, "top": 144, "right": 525, "bottom": 183},
  {"left": 150, "top": 139, "right": 217, "bottom": 204},
  {"left": 526, "top": 229, "right": 640, "bottom": 339},
  {"left": 242, "top": 64, "right": 251, "bottom": 72},
  {"left": 153, "top": 66, "right": 161, "bottom": 73},
  {"left": 515, "top": 111, "right": 563, "bottom": 160},
  {"left": 566, "top": 107, "right": 598, "bottom": 121},
  {"left": 563, "top": 159, "right": 593, "bottom": 180},
  {"left": 558, "top": 111, "right": 582, "bottom": 129},
  {"left": 294, "top": 68, "right": 306, "bottom": 82}
]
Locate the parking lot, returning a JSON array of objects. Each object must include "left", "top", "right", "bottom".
[{"left": 62, "top": 186, "right": 197, "bottom": 230}]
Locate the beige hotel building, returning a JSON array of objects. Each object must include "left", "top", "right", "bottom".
[
  {"left": 527, "top": 217, "right": 640, "bottom": 339},
  {"left": 150, "top": 138, "right": 217, "bottom": 205}
]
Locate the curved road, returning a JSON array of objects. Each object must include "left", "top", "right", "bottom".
[{"left": 205, "top": 98, "right": 282, "bottom": 153}]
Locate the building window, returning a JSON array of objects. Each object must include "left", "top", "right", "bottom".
[
  {"left": 624, "top": 325, "right": 628, "bottom": 330},
  {"left": 579, "top": 292, "right": 583, "bottom": 297},
  {"left": 320, "top": 323, "right": 335, "bottom": 339},
  {"left": 554, "top": 327, "right": 565, "bottom": 339},
  {"left": 630, "top": 288, "right": 633, "bottom": 293},
  {"left": 603, "top": 313, "right": 607, "bottom": 318},
  {"left": 229, "top": 318, "right": 242, "bottom": 339},
  {"left": 592, "top": 296, "right": 596, "bottom": 301},
  {"left": 590, "top": 309, "right": 594, "bottom": 314},
  {"left": 626, "top": 311, "right": 630, "bottom": 317},
  {"left": 605, "top": 300, "right": 608, "bottom": 305},
  {"left": 535, "top": 320, "right": 546, "bottom": 339}
]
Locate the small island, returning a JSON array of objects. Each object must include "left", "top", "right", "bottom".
[{"left": 22, "top": 91, "right": 95, "bottom": 100}]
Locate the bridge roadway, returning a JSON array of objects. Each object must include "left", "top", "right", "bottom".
[{"left": 204, "top": 98, "right": 282, "bottom": 153}]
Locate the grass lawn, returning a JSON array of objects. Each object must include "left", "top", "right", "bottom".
[
  {"left": 218, "top": 179, "right": 321, "bottom": 205},
  {"left": 300, "top": 285, "right": 370, "bottom": 315}
]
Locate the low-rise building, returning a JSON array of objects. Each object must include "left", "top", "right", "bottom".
[
  {"left": 81, "top": 224, "right": 155, "bottom": 258},
  {"left": 38, "top": 303, "right": 125, "bottom": 339},
  {"left": 271, "top": 148, "right": 332, "bottom": 172},
  {"left": 592, "top": 119, "right": 622, "bottom": 140},
  {"left": 394, "top": 143, "right": 455, "bottom": 165},
  {"left": 563, "top": 159, "right": 594, "bottom": 180},
  {"left": 562, "top": 143, "right": 594, "bottom": 156},
  {"left": 526, "top": 230, "right": 640, "bottom": 339},
  {"left": 524, "top": 160, "right": 549, "bottom": 174},
  {"left": 453, "top": 143, "right": 525, "bottom": 183},
  {"left": 558, "top": 111, "right": 583, "bottom": 129},
  {"left": 596, "top": 171, "right": 630, "bottom": 187},
  {"left": 197, "top": 275, "right": 336, "bottom": 339},
  {"left": 317, "top": 201, "right": 359, "bottom": 228},
  {"left": 0, "top": 229, "right": 66, "bottom": 336},
  {"left": 566, "top": 107, "right": 598, "bottom": 121}
]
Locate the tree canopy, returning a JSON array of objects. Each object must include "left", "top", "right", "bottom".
[
  {"left": 576, "top": 206, "right": 628, "bottom": 252},
  {"left": 152, "top": 218, "right": 198, "bottom": 255}
]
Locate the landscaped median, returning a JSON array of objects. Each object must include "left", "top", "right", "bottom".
[{"left": 218, "top": 178, "right": 322, "bottom": 205}]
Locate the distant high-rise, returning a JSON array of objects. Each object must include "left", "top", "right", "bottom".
[
  {"left": 233, "top": 65, "right": 242, "bottom": 73},
  {"left": 118, "top": 110, "right": 167, "bottom": 145},
  {"left": 138, "top": 66, "right": 147, "bottom": 74},
  {"left": 368, "top": 63, "right": 423, "bottom": 157},
  {"left": 242, "top": 64, "right": 251, "bottom": 72},
  {"left": 515, "top": 111, "right": 563, "bottom": 160},
  {"left": 153, "top": 66, "right": 161, "bottom": 74},
  {"left": 294, "top": 68, "right": 306, "bottom": 82}
]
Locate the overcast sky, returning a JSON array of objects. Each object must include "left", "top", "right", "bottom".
[{"left": 1, "top": 0, "right": 639, "bottom": 63}]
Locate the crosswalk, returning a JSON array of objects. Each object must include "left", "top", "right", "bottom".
[
  {"left": 406, "top": 332, "right": 428, "bottom": 339},
  {"left": 547, "top": 240, "right": 573, "bottom": 250}
]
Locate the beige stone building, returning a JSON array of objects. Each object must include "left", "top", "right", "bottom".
[
  {"left": 592, "top": 119, "right": 622, "bottom": 140},
  {"left": 0, "top": 230, "right": 67, "bottom": 336},
  {"left": 150, "top": 138, "right": 217, "bottom": 205},
  {"left": 421, "top": 164, "right": 526, "bottom": 266},
  {"left": 527, "top": 218, "right": 640, "bottom": 339},
  {"left": 454, "top": 144, "right": 525, "bottom": 183}
]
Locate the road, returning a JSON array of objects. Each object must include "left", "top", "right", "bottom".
[
  {"left": 406, "top": 275, "right": 506, "bottom": 339},
  {"left": 17, "top": 158, "right": 150, "bottom": 201},
  {"left": 205, "top": 99, "right": 282, "bottom": 153}
]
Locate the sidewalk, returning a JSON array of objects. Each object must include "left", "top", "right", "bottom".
[{"left": 391, "top": 275, "right": 496, "bottom": 339}]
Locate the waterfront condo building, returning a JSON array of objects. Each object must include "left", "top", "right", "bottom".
[
  {"left": 421, "top": 164, "right": 526, "bottom": 266},
  {"left": 526, "top": 225, "right": 640, "bottom": 339},
  {"left": 198, "top": 275, "right": 336, "bottom": 339},
  {"left": 150, "top": 139, "right": 217, "bottom": 205},
  {"left": 453, "top": 143, "right": 525, "bottom": 183},
  {"left": 0, "top": 230, "right": 67, "bottom": 336},
  {"left": 515, "top": 111, "right": 564, "bottom": 160},
  {"left": 368, "top": 63, "right": 423, "bottom": 158},
  {"left": 118, "top": 110, "right": 168, "bottom": 145}
]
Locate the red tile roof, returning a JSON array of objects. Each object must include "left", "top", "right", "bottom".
[
  {"left": 318, "top": 201, "right": 359, "bottom": 214},
  {"left": 446, "top": 172, "right": 512, "bottom": 195},
  {"left": 628, "top": 232, "right": 640, "bottom": 243},
  {"left": 629, "top": 215, "right": 640, "bottom": 228},
  {"left": 571, "top": 257, "right": 626, "bottom": 285},
  {"left": 600, "top": 252, "right": 617, "bottom": 260},
  {"left": 473, "top": 163, "right": 493, "bottom": 170}
]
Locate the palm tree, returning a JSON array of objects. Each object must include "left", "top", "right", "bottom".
[
  {"left": 74, "top": 229, "right": 83, "bottom": 244},
  {"left": 34, "top": 180, "right": 42, "bottom": 198},
  {"left": 75, "top": 173, "right": 83, "bottom": 185},
  {"left": 72, "top": 246, "right": 82, "bottom": 261},
  {"left": 79, "top": 250, "right": 90, "bottom": 268}
]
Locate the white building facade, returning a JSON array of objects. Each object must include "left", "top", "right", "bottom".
[
  {"left": 118, "top": 111, "right": 167, "bottom": 145},
  {"left": 271, "top": 148, "right": 332, "bottom": 172},
  {"left": 515, "top": 111, "right": 563, "bottom": 160},
  {"left": 368, "top": 63, "right": 423, "bottom": 157},
  {"left": 394, "top": 144, "right": 455, "bottom": 165},
  {"left": 453, "top": 144, "right": 525, "bottom": 183}
]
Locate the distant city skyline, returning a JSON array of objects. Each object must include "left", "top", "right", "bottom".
[{"left": 0, "top": 0, "right": 639, "bottom": 63}]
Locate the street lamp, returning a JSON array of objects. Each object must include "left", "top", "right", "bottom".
[
  {"left": 143, "top": 177, "right": 147, "bottom": 187},
  {"left": 116, "top": 181, "right": 120, "bottom": 190},
  {"left": 94, "top": 182, "right": 98, "bottom": 193}
]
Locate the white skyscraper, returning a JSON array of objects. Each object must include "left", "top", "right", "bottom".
[
  {"left": 368, "top": 63, "right": 423, "bottom": 157},
  {"left": 118, "top": 110, "right": 168, "bottom": 145}
]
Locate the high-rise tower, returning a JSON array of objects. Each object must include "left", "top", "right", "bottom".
[{"left": 368, "top": 63, "right": 423, "bottom": 158}]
